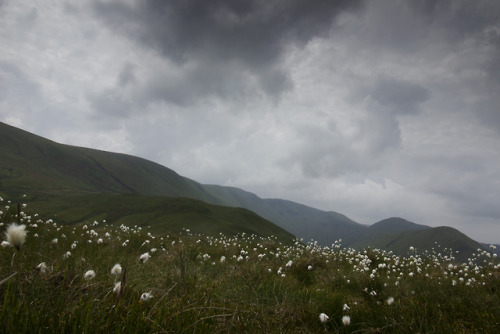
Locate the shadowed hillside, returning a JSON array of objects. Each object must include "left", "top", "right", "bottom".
[
  {"left": 0, "top": 122, "right": 362, "bottom": 244},
  {"left": 0, "top": 122, "right": 487, "bottom": 256}
]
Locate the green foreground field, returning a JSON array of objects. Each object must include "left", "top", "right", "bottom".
[{"left": 1, "top": 198, "right": 499, "bottom": 333}]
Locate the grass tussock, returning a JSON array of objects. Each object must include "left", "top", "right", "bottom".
[{"left": 1, "top": 196, "right": 499, "bottom": 333}]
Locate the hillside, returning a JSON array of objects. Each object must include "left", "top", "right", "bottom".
[
  {"left": 203, "top": 185, "right": 366, "bottom": 245},
  {"left": 0, "top": 121, "right": 217, "bottom": 201},
  {"left": 1, "top": 200, "right": 498, "bottom": 332},
  {"left": 350, "top": 217, "right": 429, "bottom": 247},
  {"left": 0, "top": 122, "right": 487, "bottom": 256},
  {"left": 12, "top": 192, "right": 295, "bottom": 241},
  {"left": 0, "top": 122, "right": 362, "bottom": 244},
  {"left": 356, "top": 226, "right": 484, "bottom": 262}
]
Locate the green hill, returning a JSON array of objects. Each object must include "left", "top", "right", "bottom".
[
  {"left": 203, "top": 185, "right": 366, "bottom": 245},
  {"left": 0, "top": 121, "right": 217, "bottom": 201},
  {"left": 357, "top": 226, "right": 484, "bottom": 262},
  {"left": 11, "top": 192, "right": 295, "bottom": 241},
  {"left": 0, "top": 122, "right": 294, "bottom": 242},
  {"left": 0, "top": 122, "right": 362, "bottom": 244},
  {"left": 350, "top": 217, "right": 429, "bottom": 247},
  {"left": 0, "top": 122, "right": 488, "bottom": 256}
]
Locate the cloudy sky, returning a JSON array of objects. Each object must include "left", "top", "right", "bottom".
[{"left": 2, "top": 0, "right": 500, "bottom": 243}]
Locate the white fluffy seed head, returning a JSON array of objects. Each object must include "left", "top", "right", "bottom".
[
  {"left": 111, "top": 263, "right": 122, "bottom": 275},
  {"left": 139, "top": 252, "right": 151, "bottom": 263},
  {"left": 5, "top": 223, "right": 27, "bottom": 249},
  {"left": 140, "top": 291, "right": 153, "bottom": 302},
  {"left": 84, "top": 270, "right": 96, "bottom": 280}
]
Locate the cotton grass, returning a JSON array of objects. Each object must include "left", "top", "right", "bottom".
[
  {"left": 139, "top": 252, "right": 151, "bottom": 263},
  {"left": 4, "top": 223, "right": 27, "bottom": 250},
  {"left": 84, "top": 270, "right": 96, "bottom": 280},
  {"left": 111, "top": 263, "right": 122, "bottom": 276},
  {"left": 140, "top": 291, "right": 153, "bottom": 302}
]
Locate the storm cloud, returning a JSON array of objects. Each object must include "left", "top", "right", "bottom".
[
  {"left": 1, "top": 0, "right": 500, "bottom": 243},
  {"left": 90, "top": 0, "right": 360, "bottom": 103}
]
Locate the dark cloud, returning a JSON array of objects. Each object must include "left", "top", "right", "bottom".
[
  {"left": 3, "top": 0, "right": 500, "bottom": 243},
  {"left": 425, "top": 0, "right": 500, "bottom": 41},
  {"left": 90, "top": 0, "right": 361, "bottom": 103}
]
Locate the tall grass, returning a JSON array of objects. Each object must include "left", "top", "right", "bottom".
[{"left": 1, "top": 197, "right": 499, "bottom": 333}]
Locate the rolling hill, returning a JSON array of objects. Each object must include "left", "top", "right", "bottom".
[
  {"left": 17, "top": 192, "right": 295, "bottom": 241},
  {"left": 357, "top": 225, "right": 484, "bottom": 262},
  {"left": 0, "top": 121, "right": 487, "bottom": 256},
  {"left": 0, "top": 121, "right": 363, "bottom": 244}
]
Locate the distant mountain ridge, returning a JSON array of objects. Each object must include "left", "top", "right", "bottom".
[{"left": 0, "top": 122, "right": 487, "bottom": 257}]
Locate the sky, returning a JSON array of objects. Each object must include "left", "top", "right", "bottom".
[{"left": 1, "top": 0, "right": 500, "bottom": 244}]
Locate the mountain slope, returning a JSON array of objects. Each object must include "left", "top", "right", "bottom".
[
  {"left": 0, "top": 121, "right": 217, "bottom": 201},
  {"left": 203, "top": 185, "right": 366, "bottom": 245},
  {"left": 359, "top": 226, "right": 483, "bottom": 261},
  {"left": 0, "top": 122, "right": 363, "bottom": 244},
  {"left": 17, "top": 192, "right": 295, "bottom": 241},
  {"left": 351, "top": 217, "right": 430, "bottom": 247},
  {"left": 0, "top": 122, "right": 488, "bottom": 256}
]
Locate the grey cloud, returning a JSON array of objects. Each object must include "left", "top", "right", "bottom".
[
  {"left": 17, "top": 6, "right": 38, "bottom": 29},
  {"left": 287, "top": 111, "right": 401, "bottom": 178},
  {"left": 0, "top": 61, "right": 40, "bottom": 104},
  {"left": 117, "top": 63, "right": 137, "bottom": 87},
  {"left": 370, "top": 77, "right": 430, "bottom": 115},
  {"left": 88, "top": 89, "right": 131, "bottom": 118},
  {"left": 425, "top": 0, "right": 500, "bottom": 41},
  {"left": 405, "top": 152, "right": 500, "bottom": 221},
  {"left": 90, "top": 0, "right": 361, "bottom": 103}
]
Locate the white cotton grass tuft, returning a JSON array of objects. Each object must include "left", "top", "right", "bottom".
[
  {"left": 111, "top": 263, "right": 122, "bottom": 276},
  {"left": 37, "top": 262, "right": 47, "bottom": 274},
  {"left": 1, "top": 240, "right": 10, "bottom": 248},
  {"left": 342, "top": 315, "right": 351, "bottom": 326},
  {"left": 140, "top": 291, "right": 153, "bottom": 302},
  {"left": 84, "top": 270, "right": 96, "bottom": 280},
  {"left": 319, "top": 313, "right": 329, "bottom": 323},
  {"left": 139, "top": 252, "right": 151, "bottom": 263},
  {"left": 387, "top": 296, "right": 395, "bottom": 305},
  {"left": 113, "top": 282, "right": 122, "bottom": 294},
  {"left": 4, "top": 223, "right": 27, "bottom": 250}
]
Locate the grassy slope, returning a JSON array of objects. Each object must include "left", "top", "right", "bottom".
[
  {"left": 4, "top": 192, "right": 295, "bottom": 243},
  {"left": 360, "top": 226, "right": 484, "bottom": 261},
  {"left": 0, "top": 122, "right": 217, "bottom": 201},
  {"left": 0, "top": 122, "right": 487, "bottom": 255},
  {"left": 0, "top": 122, "right": 365, "bottom": 245},
  {"left": 203, "top": 185, "right": 366, "bottom": 245},
  {"left": 1, "top": 203, "right": 499, "bottom": 333},
  {"left": 0, "top": 122, "right": 296, "bottom": 242},
  {"left": 350, "top": 217, "right": 430, "bottom": 249}
]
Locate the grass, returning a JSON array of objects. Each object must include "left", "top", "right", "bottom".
[
  {"left": 1, "top": 196, "right": 499, "bottom": 333},
  {"left": 3, "top": 192, "right": 296, "bottom": 243}
]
